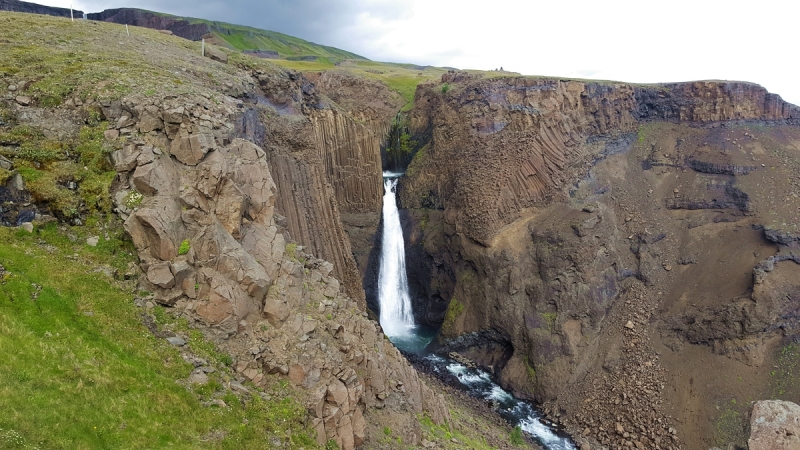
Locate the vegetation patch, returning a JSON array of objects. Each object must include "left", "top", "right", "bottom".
[
  {"left": 441, "top": 296, "right": 465, "bottom": 333},
  {"left": 0, "top": 224, "right": 317, "bottom": 449},
  {"left": 178, "top": 239, "right": 191, "bottom": 256},
  {"left": 1, "top": 122, "right": 114, "bottom": 218},
  {"left": 771, "top": 342, "right": 800, "bottom": 399},
  {"left": 713, "top": 399, "right": 748, "bottom": 449}
]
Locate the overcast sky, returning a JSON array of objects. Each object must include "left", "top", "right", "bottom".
[{"left": 36, "top": 0, "right": 800, "bottom": 105}]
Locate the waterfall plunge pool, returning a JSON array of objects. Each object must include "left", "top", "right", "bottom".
[{"left": 376, "top": 172, "right": 576, "bottom": 450}]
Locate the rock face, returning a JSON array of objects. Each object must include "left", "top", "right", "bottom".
[
  {"left": 107, "top": 66, "right": 449, "bottom": 449},
  {"left": 401, "top": 72, "right": 800, "bottom": 449},
  {"left": 0, "top": 0, "right": 83, "bottom": 18},
  {"left": 87, "top": 8, "right": 210, "bottom": 40},
  {"left": 749, "top": 400, "right": 800, "bottom": 450}
]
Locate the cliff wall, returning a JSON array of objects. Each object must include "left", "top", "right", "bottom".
[
  {"left": 87, "top": 8, "right": 211, "bottom": 40},
  {"left": 0, "top": 0, "right": 82, "bottom": 17},
  {"left": 402, "top": 76, "right": 799, "bottom": 245},
  {"left": 402, "top": 73, "right": 800, "bottom": 449}
]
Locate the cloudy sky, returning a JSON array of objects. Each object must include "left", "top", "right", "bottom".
[{"left": 37, "top": 0, "right": 800, "bottom": 105}]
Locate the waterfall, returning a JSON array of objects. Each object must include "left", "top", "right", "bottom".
[
  {"left": 374, "top": 175, "right": 576, "bottom": 450},
  {"left": 378, "top": 173, "right": 415, "bottom": 337}
]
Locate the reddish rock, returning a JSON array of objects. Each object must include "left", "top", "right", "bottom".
[{"left": 749, "top": 400, "right": 800, "bottom": 450}]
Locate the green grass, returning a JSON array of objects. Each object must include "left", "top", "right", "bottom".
[
  {"left": 418, "top": 413, "right": 498, "bottom": 450},
  {"left": 509, "top": 426, "right": 524, "bottom": 446},
  {"left": 0, "top": 224, "right": 317, "bottom": 449}
]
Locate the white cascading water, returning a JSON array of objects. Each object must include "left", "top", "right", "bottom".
[{"left": 378, "top": 174, "right": 415, "bottom": 337}]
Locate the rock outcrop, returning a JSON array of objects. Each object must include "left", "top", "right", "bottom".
[
  {"left": 101, "top": 64, "right": 448, "bottom": 448},
  {"left": 0, "top": 0, "right": 82, "bottom": 18},
  {"left": 87, "top": 8, "right": 211, "bottom": 41},
  {"left": 401, "top": 72, "right": 800, "bottom": 449}
]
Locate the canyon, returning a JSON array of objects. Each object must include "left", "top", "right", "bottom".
[{"left": 2, "top": 6, "right": 800, "bottom": 450}]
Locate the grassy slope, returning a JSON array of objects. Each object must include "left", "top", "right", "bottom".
[
  {"left": 0, "top": 14, "right": 318, "bottom": 449},
  {"left": 131, "top": 8, "right": 364, "bottom": 61},
  {"left": 0, "top": 223, "right": 316, "bottom": 449}
]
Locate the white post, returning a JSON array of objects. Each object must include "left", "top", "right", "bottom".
[
  {"left": 202, "top": 38, "right": 205, "bottom": 56},
  {"left": 70, "top": 4, "right": 73, "bottom": 22},
  {"left": 126, "top": 24, "right": 129, "bottom": 36}
]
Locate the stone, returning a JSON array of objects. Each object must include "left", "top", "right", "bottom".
[
  {"left": 288, "top": 364, "right": 306, "bottom": 385},
  {"left": 161, "top": 106, "right": 184, "bottom": 124},
  {"left": 170, "top": 132, "right": 215, "bottom": 165},
  {"left": 21, "top": 222, "right": 33, "bottom": 233},
  {"left": 188, "top": 370, "right": 208, "bottom": 384},
  {"left": 86, "top": 236, "right": 99, "bottom": 247},
  {"left": 12, "top": 173, "right": 24, "bottom": 191},
  {"left": 104, "top": 129, "right": 120, "bottom": 140},
  {"left": 0, "top": 156, "right": 12, "bottom": 170},
  {"left": 15, "top": 96, "right": 30, "bottom": 106},
  {"left": 138, "top": 106, "right": 163, "bottom": 133},
  {"left": 112, "top": 143, "right": 141, "bottom": 172},
  {"left": 166, "top": 336, "right": 186, "bottom": 346},
  {"left": 749, "top": 400, "right": 800, "bottom": 450},
  {"left": 625, "top": 321, "right": 635, "bottom": 329},
  {"left": 327, "top": 379, "right": 350, "bottom": 411},
  {"left": 204, "top": 45, "right": 228, "bottom": 64},
  {"left": 147, "top": 262, "right": 175, "bottom": 289},
  {"left": 352, "top": 407, "right": 366, "bottom": 446}
]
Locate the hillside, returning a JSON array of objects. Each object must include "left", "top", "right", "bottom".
[{"left": 87, "top": 8, "right": 365, "bottom": 62}]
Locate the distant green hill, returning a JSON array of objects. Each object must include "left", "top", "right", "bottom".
[{"left": 87, "top": 8, "right": 366, "bottom": 62}]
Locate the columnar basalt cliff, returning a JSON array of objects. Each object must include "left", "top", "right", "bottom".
[
  {"left": 238, "top": 66, "right": 399, "bottom": 306},
  {"left": 401, "top": 73, "right": 800, "bottom": 449}
]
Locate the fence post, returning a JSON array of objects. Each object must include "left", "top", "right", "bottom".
[
  {"left": 126, "top": 24, "right": 129, "bottom": 36},
  {"left": 202, "top": 38, "right": 205, "bottom": 57},
  {"left": 70, "top": 4, "right": 73, "bottom": 22}
]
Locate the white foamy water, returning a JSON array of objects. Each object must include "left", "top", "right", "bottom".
[
  {"left": 378, "top": 174, "right": 415, "bottom": 338},
  {"left": 431, "top": 356, "right": 576, "bottom": 450}
]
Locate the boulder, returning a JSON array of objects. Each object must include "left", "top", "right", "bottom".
[
  {"left": 749, "top": 400, "right": 800, "bottom": 450},
  {"left": 104, "top": 129, "right": 119, "bottom": 140},
  {"left": 146, "top": 261, "right": 175, "bottom": 289},
  {"left": 112, "top": 143, "right": 141, "bottom": 172},
  {"left": 170, "top": 132, "right": 216, "bottom": 166},
  {"left": 204, "top": 45, "right": 228, "bottom": 64},
  {"left": 138, "top": 106, "right": 163, "bottom": 133}
]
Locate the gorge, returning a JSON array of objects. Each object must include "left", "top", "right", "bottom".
[{"left": 2, "top": 5, "right": 800, "bottom": 450}]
